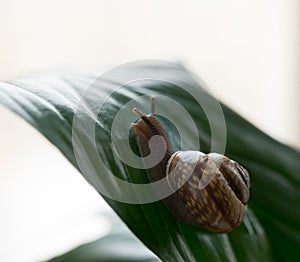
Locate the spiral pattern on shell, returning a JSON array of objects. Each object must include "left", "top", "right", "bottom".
[{"left": 166, "top": 151, "right": 250, "bottom": 232}]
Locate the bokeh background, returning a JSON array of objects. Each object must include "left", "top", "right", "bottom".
[{"left": 0, "top": 0, "right": 299, "bottom": 261}]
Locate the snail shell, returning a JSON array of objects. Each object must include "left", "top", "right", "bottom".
[
  {"left": 131, "top": 98, "right": 250, "bottom": 233},
  {"left": 166, "top": 151, "right": 250, "bottom": 232}
]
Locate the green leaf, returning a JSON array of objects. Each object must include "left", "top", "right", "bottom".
[
  {"left": 0, "top": 62, "right": 299, "bottom": 261},
  {"left": 48, "top": 212, "right": 159, "bottom": 262},
  {"left": 49, "top": 234, "right": 158, "bottom": 262}
]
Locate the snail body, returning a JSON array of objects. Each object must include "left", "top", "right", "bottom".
[{"left": 131, "top": 98, "right": 250, "bottom": 233}]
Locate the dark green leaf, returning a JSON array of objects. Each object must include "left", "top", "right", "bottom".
[{"left": 0, "top": 62, "right": 299, "bottom": 261}]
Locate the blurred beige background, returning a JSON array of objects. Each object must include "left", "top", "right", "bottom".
[{"left": 0, "top": 0, "right": 299, "bottom": 261}]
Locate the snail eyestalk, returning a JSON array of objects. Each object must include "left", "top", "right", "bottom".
[
  {"left": 151, "top": 96, "right": 155, "bottom": 114},
  {"left": 132, "top": 108, "right": 145, "bottom": 117}
]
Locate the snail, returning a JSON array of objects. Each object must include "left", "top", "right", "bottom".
[{"left": 131, "top": 97, "right": 250, "bottom": 233}]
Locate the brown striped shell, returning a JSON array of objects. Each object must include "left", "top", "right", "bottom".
[
  {"left": 166, "top": 151, "right": 250, "bottom": 232},
  {"left": 131, "top": 98, "right": 250, "bottom": 233}
]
